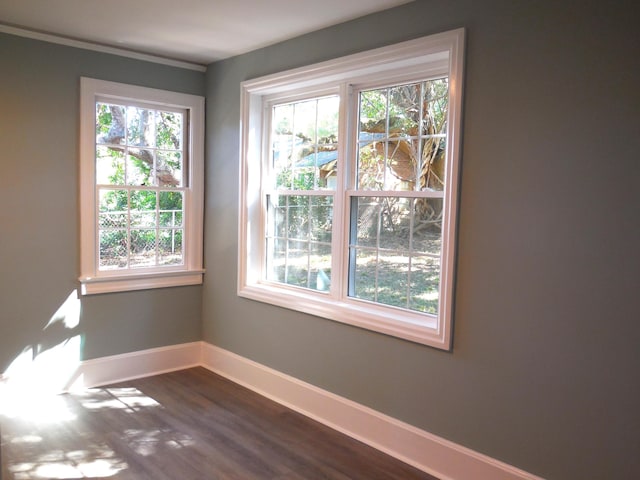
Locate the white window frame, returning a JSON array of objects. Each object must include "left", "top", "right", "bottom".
[
  {"left": 79, "top": 78, "right": 205, "bottom": 295},
  {"left": 239, "top": 29, "right": 464, "bottom": 349}
]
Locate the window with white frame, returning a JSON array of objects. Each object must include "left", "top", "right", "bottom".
[
  {"left": 239, "top": 29, "right": 464, "bottom": 349},
  {"left": 79, "top": 78, "right": 204, "bottom": 295}
]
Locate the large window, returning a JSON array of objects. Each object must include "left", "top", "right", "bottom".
[
  {"left": 80, "top": 78, "right": 204, "bottom": 294},
  {"left": 239, "top": 30, "right": 464, "bottom": 349}
]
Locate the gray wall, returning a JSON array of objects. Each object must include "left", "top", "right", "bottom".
[
  {"left": 203, "top": 1, "right": 640, "bottom": 479},
  {"left": 1, "top": 1, "right": 638, "bottom": 479},
  {"left": 0, "top": 33, "right": 205, "bottom": 370}
]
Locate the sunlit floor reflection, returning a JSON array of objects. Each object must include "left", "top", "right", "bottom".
[{"left": 1, "top": 385, "right": 195, "bottom": 479}]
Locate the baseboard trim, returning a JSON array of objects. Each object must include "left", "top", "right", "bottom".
[
  {"left": 201, "top": 342, "right": 543, "bottom": 480},
  {"left": 2, "top": 341, "right": 542, "bottom": 480},
  {"left": 65, "top": 341, "right": 202, "bottom": 391}
]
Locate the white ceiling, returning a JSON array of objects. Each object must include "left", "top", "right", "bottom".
[{"left": 0, "top": 0, "right": 412, "bottom": 66}]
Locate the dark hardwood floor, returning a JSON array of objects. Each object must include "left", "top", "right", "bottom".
[{"left": 1, "top": 367, "right": 438, "bottom": 479}]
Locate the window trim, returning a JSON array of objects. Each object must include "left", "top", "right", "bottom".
[
  {"left": 79, "top": 78, "right": 205, "bottom": 295},
  {"left": 238, "top": 29, "right": 464, "bottom": 349}
]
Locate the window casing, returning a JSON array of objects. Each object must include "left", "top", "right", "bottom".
[
  {"left": 80, "top": 78, "right": 204, "bottom": 294},
  {"left": 239, "top": 30, "right": 464, "bottom": 349}
]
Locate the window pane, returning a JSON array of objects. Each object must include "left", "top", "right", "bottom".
[
  {"left": 266, "top": 237, "right": 286, "bottom": 283},
  {"left": 424, "top": 78, "right": 449, "bottom": 135},
  {"left": 359, "top": 89, "right": 387, "bottom": 129},
  {"left": 409, "top": 256, "right": 440, "bottom": 314},
  {"left": 389, "top": 84, "right": 420, "bottom": 135},
  {"left": 130, "top": 211, "right": 155, "bottom": 228},
  {"left": 354, "top": 196, "right": 411, "bottom": 251},
  {"left": 267, "top": 195, "right": 287, "bottom": 239},
  {"left": 127, "top": 106, "right": 155, "bottom": 147},
  {"left": 378, "top": 197, "right": 411, "bottom": 252},
  {"left": 357, "top": 79, "right": 449, "bottom": 192},
  {"left": 311, "top": 242, "right": 332, "bottom": 291},
  {"left": 266, "top": 194, "right": 333, "bottom": 292},
  {"left": 98, "top": 188, "right": 128, "bottom": 270},
  {"left": 159, "top": 190, "right": 183, "bottom": 210},
  {"left": 159, "top": 191, "right": 183, "bottom": 229},
  {"left": 355, "top": 196, "right": 380, "bottom": 248},
  {"left": 317, "top": 96, "right": 339, "bottom": 141},
  {"left": 98, "top": 189, "right": 128, "bottom": 229},
  {"left": 156, "top": 151, "right": 182, "bottom": 187},
  {"left": 412, "top": 198, "right": 443, "bottom": 255},
  {"left": 357, "top": 141, "right": 385, "bottom": 190},
  {"left": 286, "top": 240, "right": 309, "bottom": 288},
  {"left": 352, "top": 248, "right": 412, "bottom": 310},
  {"left": 350, "top": 196, "right": 441, "bottom": 315},
  {"left": 99, "top": 230, "right": 127, "bottom": 269},
  {"left": 293, "top": 100, "right": 318, "bottom": 144},
  {"left": 351, "top": 247, "right": 376, "bottom": 302},
  {"left": 418, "top": 136, "right": 446, "bottom": 191},
  {"left": 99, "top": 211, "right": 127, "bottom": 229},
  {"left": 130, "top": 190, "right": 157, "bottom": 212},
  {"left": 159, "top": 211, "right": 182, "bottom": 228},
  {"left": 310, "top": 195, "right": 333, "bottom": 243},
  {"left": 272, "top": 104, "right": 294, "bottom": 189},
  {"left": 377, "top": 257, "right": 409, "bottom": 309},
  {"left": 155, "top": 110, "right": 183, "bottom": 150},
  {"left": 272, "top": 96, "right": 339, "bottom": 191},
  {"left": 286, "top": 196, "right": 310, "bottom": 240},
  {"left": 127, "top": 148, "right": 154, "bottom": 186},
  {"left": 130, "top": 229, "right": 157, "bottom": 267},
  {"left": 96, "top": 188, "right": 186, "bottom": 272},
  {"left": 96, "top": 103, "right": 125, "bottom": 145},
  {"left": 96, "top": 146, "right": 125, "bottom": 185},
  {"left": 159, "top": 229, "right": 183, "bottom": 266}
]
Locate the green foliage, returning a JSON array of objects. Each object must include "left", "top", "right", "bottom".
[
  {"left": 96, "top": 104, "right": 113, "bottom": 138},
  {"left": 358, "top": 78, "right": 448, "bottom": 136}
]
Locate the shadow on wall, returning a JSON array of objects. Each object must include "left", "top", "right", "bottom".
[
  {"left": 0, "top": 290, "right": 84, "bottom": 407},
  {"left": 0, "top": 292, "right": 193, "bottom": 480}
]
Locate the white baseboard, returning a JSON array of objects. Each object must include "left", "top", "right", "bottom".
[
  {"left": 0, "top": 341, "right": 202, "bottom": 419},
  {"left": 201, "top": 342, "right": 543, "bottom": 480},
  {"left": 66, "top": 341, "right": 202, "bottom": 390},
  {"left": 1, "top": 341, "right": 542, "bottom": 480}
]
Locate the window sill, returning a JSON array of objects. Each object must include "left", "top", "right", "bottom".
[
  {"left": 238, "top": 283, "right": 450, "bottom": 350},
  {"left": 80, "top": 269, "right": 204, "bottom": 295}
]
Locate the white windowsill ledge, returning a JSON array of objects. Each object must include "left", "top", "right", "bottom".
[
  {"left": 80, "top": 269, "right": 205, "bottom": 295},
  {"left": 239, "top": 283, "right": 447, "bottom": 349}
]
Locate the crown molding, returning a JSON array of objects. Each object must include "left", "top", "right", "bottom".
[{"left": 0, "top": 23, "right": 207, "bottom": 72}]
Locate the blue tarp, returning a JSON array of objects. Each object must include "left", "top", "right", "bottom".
[{"left": 295, "top": 132, "right": 387, "bottom": 167}]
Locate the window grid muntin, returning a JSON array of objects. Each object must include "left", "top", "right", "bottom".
[
  {"left": 355, "top": 78, "right": 449, "bottom": 193},
  {"left": 265, "top": 93, "right": 339, "bottom": 292},
  {"left": 264, "top": 77, "right": 449, "bottom": 312},
  {"left": 95, "top": 101, "right": 187, "bottom": 189},
  {"left": 97, "top": 185, "right": 185, "bottom": 270},
  {"left": 239, "top": 30, "right": 464, "bottom": 348},
  {"left": 347, "top": 194, "right": 443, "bottom": 315},
  {"left": 270, "top": 94, "right": 339, "bottom": 192},
  {"left": 265, "top": 193, "right": 333, "bottom": 292},
  {"left": 345, "top": 76, "right": 449, "bottom": 316},
  {"left": 95, "top": 99, "right": 187, "bottom": 271}
]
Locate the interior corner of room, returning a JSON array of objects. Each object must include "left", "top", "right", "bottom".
[{"left": 1, "top": 2, "right": 639, "bottom": 480}]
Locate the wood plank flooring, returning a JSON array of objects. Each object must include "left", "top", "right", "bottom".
[{"left": 1, "top": 367, "right": 438, "bottom": 479}]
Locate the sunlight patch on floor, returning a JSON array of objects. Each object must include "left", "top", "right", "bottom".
[{"left": 9, "top": 456, "right": 127, "bottom": 479}]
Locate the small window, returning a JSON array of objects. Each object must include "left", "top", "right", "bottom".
[
  {"left": 80, "top": 79, "right": 204, "bottom": 294},
  {"left": 239, "top": 29, "right": 464, "bottom": 349}
]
